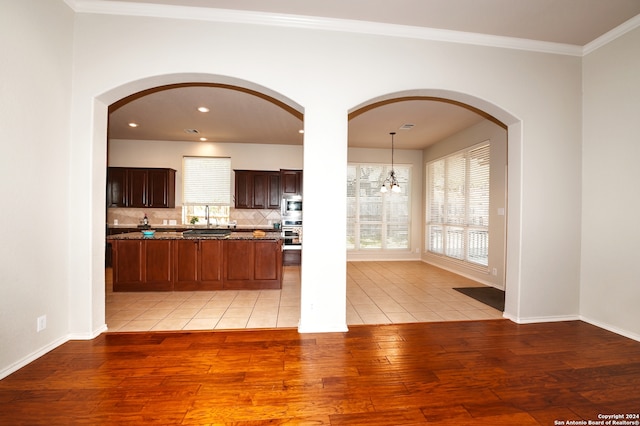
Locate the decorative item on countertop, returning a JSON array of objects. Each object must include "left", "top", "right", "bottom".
[
  {"left": 252, "top": 230, "right": 266, "bottom": 238},
  {"left": 139, "top": 214, "right": 150, "bottom": 229},
  {"left": 141, "top": 229, "right": 155, "bottom": 238},
  {"left": 190, "top": 216, "right": 199, "bottom": 225}
]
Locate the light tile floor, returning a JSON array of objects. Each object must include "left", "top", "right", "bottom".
[{"left": 105, "top": 261, "right": 503, "bottom": 332}]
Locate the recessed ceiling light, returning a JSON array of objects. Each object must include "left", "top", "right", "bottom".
[
  {"left": 199, "top": 137, "right": 207, "bottom": 141},
  {"left": 128, "top": 122, "right": 139, "bottom": 128},
  {"left": 197, "top": 107, "right": 209, "bottom": 113},
  {"left": 399, "top": 123, "right": 415, "bottom": 130},
  {"left": 184, "top": 129, "right": 199, "bottom": 134},
  {"left": 298, "top": 129, "right": 304, "bottom": 134}
]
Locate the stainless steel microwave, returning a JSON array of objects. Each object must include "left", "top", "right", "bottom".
[{"left": 282, "top": 195, "right": 302, "bottom": 217}]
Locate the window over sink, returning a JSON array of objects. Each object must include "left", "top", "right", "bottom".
[{"left": 182, "top": 156, "right": 231, "bottom": 225}]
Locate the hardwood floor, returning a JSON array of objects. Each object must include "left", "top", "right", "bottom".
[{"left": 1, "top": 320, "right": 639, "bottom": 425}]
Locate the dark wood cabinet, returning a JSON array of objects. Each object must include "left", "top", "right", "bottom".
[
  {"left": 106, "top": 167, "right": 128, "bottom": 207},
  {"left": 112, "top": 239, "right": 173, "bottom": 291},
  {"left": 234, "top": 170, "right": 252, "bottom": 209},
  {"left": 234, "top": 170, "right": 280, "bottom": 209},
  {"left": 283, "top": 249, "right": 302, "bottom": 266},
  {"left": 127, "top": 168, "right": 148, "bottom": 208},
  {"left": 147, "top": 169, "right": 176, "bottom": 208},
  {"left": 224, "top": 239, "right": 282, "bottom": 289},
  {"left": 111, "top": 237, "right": 282, "bottom": 291},
  {"left": 112, "top": 240, "right": 142, "bottom": 285},
  {"left": 107, "top": 167, "right": 176, "bottom": 208},
  {"left": 280, "top": 169, "right": 303, "bottom": 197},
  {"left": 174, "top": 239, "right": 223, "bottom": 290}
]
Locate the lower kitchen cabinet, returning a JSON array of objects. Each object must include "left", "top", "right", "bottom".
[
  {"left": 174, "top": 239, "right": 223, "bottom": 290},
  {"left": 112, "top": 239, "right": 173, "bottom": 291},
  {"left": 224, "top": 239, "right": 283, "bottom": 289},
  {"left": 283, "top": 249, "right": 301, "bottom": 266},
  {"left": 111, "top": 237, "right": 282, "bottom": 291}
]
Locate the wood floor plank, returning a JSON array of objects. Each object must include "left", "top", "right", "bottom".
[{"left": 1, "top": 320, "right": 640, "bottom": 425}]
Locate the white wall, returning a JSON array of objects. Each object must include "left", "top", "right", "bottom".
[
  {"left": 68, "top": 11, "right": 583, "bottom": 333},
  {"left": 423, "top": 120, "right": 507, "bottom": 289},
  {"left": 0, "top": 1, "right": 74, "bottom": 377},
  {"left": 4, "top": 1, "right": 613, "bottom": 376},
  {"left": 581, "top": 26, "right": 640, "bottom": 340}
]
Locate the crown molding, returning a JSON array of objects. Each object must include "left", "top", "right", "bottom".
[
  {"left": 65, "top": 0, "right": 588, "bottom": 56},
  {"left": 583, "top": 13, "right": 640, "bottom": 55}
]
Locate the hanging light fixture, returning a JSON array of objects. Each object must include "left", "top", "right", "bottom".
[{"left": 381, "top": 132, "right": 401, "bottom": 193}]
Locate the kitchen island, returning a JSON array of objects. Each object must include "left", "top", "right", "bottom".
[{"left": 107, "top": 230, "right": 283, "bottom": 291}]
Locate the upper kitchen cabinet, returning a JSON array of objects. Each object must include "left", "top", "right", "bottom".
[
  {"left": 106, "top": 167, "right": 128, "bottom": 207},
  {"left": 234, "top": 170, "right": 280, "bottom": 209},
  {"left": 107, "top": 167, "right": 176, "bottom": 208},
  {"left": 147, "top": 168, "right": 176, "bottom": 208},
  {"left": 280, "top": 169, "right": 303, "bottom": 197}
]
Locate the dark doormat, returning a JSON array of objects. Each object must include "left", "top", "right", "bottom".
[{"left": 453, "top": 287, "right": 505, "bottom": 311}]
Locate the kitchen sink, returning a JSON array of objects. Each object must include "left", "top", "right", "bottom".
[{"left": 183, "top": 229, "right": 232, "bottom": 236}]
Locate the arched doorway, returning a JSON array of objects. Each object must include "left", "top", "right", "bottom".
[
  {"left": 91, "top": 83, "right": 523, "bottom": 334},
  {"left": 346, "top": 89, "right": 521, "bottom": 323},
  {"left": 96, "top": 73, "right": 305, "bottom": 332}
]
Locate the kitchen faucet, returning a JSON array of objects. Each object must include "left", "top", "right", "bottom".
[{"left": 205, "top": 206, "right": 218, "bottom": 228}]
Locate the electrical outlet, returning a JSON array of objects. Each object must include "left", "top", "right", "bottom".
[
  {"left": 492, "top": 268, "right": 498, "bottom": 276},
  {"left": 37, "top": 315, "right": 46, "bottom": 332}
]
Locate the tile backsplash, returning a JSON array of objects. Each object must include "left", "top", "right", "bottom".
[
  {"left": 230, "top": 208, "right": 282, "bottom": 227},
  {"left": 107, "top": 208, "right": 281, "bottom": 227}
]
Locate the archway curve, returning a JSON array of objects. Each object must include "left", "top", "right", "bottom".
[
  {"left": 96, "top": 72, "right": 305, "bottom": 117},
  {"left": 349, "top": 88, "right": 518, "bottom": 128},
  {"left": 93, "top": 72, "right": 306, "bottom": 332},
  {"left": 347, "top": 88, "right": 522, "bottom": 321}
]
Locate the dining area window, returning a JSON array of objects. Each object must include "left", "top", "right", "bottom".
[
  {"left": 347, "top": 163, "right": 411, "bottom": 250},
  {"left": 426, "top": 142, "right": 490, "bottom": 268}
]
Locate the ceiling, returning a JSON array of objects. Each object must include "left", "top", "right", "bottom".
[{"left": 105, "top": 0, "right": 640, "bottom": 149}]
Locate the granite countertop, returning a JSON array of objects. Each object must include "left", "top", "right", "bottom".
[
  {"left": 108, "top": 224, "right": 277, "bottom": 231},
  {"left": 106, "top": 231, "right": 283, "bottom": 240}
]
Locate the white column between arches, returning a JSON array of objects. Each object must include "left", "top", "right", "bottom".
[{"left": 298, "top": 104, "right": 349, "bottom": 333}]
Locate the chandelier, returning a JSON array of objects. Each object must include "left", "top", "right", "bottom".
[{"left": 380, "top": 132, "right": 401, "bottom": 193}]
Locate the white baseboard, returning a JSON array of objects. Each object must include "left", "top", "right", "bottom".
[
  {"left": 420, "top": 259, "right": 502, "bottom": 289},
  {"left": 502, "top": 312, "right": 581, "bottom": 324},
  {"left": 0, "top": 335, "right": 69, "bottom": 380},
  {"left": 580, "top": 316, "right": 640, "bottom": 343},
  {"left": 0, "top": 324, "right": 109, "bottom": 380},
  {"left": 68, "top": 324, "right": 108, "bottom": 340},
  {"left": 503, "top": 313, "right": 640, "bottom": 343},
  {"left": 298, "top": 321, "right": 349, "bottom": 333}
]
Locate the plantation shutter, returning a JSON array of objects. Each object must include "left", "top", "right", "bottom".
[
  {"left": 468, "top": 144, "right": 490, "bottom": 227},
  {"left": 427, "top": 160, "right": 445, "bottom": 254},
  {"left": 426, "top": 141, "right": 490, "bottom": 267},
  {"left": 445, "top": 153, "right": 466, "bottom": 226}
]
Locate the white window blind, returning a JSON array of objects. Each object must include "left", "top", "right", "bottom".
[
  {"left": 183, "top": 156, "right": 231, "bottom": 206},
  {"left": 347, "top": 163, "right": 411, "bottom": 250},
  {"left": 426, "top": 142, "right": 490, "bottom": 267}
]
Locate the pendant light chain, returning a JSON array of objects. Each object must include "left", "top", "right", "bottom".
[{"left": 381, "top": 132, "right": 401, "bottom": 193}]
